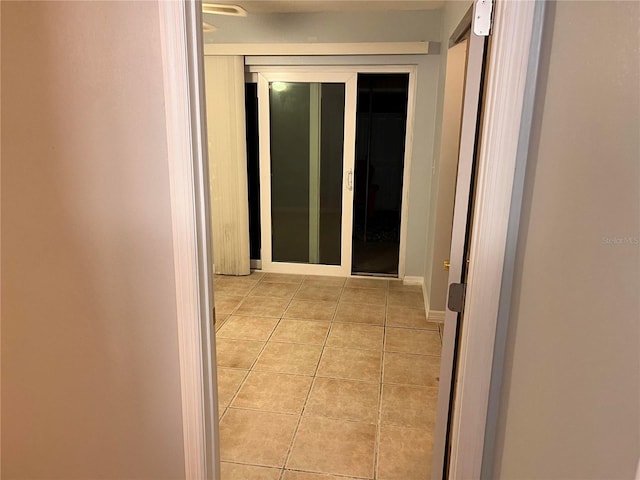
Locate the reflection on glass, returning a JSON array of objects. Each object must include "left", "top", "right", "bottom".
[{"left": 269, "top": 82, "right": 345, "bottom": 265}]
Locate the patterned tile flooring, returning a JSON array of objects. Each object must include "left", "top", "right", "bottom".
[{"left": 214, "top": 272, "right": 443, "bottom": 480}]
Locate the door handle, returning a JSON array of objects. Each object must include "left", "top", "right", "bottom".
[{"left": 347, "top": 169, "right": 353, "bottom": 191}]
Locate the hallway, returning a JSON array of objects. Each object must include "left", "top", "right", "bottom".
[{"left": 214, "top": 272, "right": 442, "bottom": 480}]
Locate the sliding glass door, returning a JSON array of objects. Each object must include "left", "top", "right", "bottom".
[{"left": 258, "top": 72, "right": 357, "bottom": 275}]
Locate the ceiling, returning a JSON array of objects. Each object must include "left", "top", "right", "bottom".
[{"left": 208, "top": 1, "right": 445, "bottom": 14}]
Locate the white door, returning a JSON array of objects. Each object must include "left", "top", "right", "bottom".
[
  {"left": 431, "top": 25, "right": 489, "bottom": 480},
  {"left": 257, "top": 71, "right": 357, "bottom": 276}
]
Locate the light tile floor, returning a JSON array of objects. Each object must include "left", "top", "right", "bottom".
[{"left": 214, "top": 272, "right": 444, "bottom": 480}]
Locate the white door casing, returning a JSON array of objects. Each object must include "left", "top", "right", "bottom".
[
  {"left": 158, "top": 1, "right": 217, "bottom": 478},
  {"left": 448, "top": 1, "right": 538, "bottom": 477},
  {"left": 431, "top": 20, "right": 487, "bottom": 480}
]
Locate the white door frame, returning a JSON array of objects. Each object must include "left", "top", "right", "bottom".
[
  {"left": 447, "top": 1, "right": 539, "bottom": 478},
  {"left": 158, "top": 0, "right": 540, "bottom": 478},
  {"left": 249, "top": 64, "right": 417, "bottom": 279},
  {"left": 256, "top": 70, "right": 357, "bottom": 277},
  {"left": 431, "top": 15, "right": 487, "bottom": 479},
  {"left": 158, "top": 1, "right": 217, "bottom": 479}
]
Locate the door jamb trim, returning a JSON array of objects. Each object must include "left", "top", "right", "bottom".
[
  {"left": 158, "top": 1, "right": 217, "bottom": 478},
  {"left": 447, "top": 1, "right": 540, "bottom": 478}
]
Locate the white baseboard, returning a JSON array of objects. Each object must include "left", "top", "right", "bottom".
[
  {"left": 403, "top": 275, "right": 424, "bottom": 286},
  {"left": 421, "top": 279, "right": 430, "bottom": 313},
  {"left": 404, "top": 277, "right": 440, "bottom": 321}
]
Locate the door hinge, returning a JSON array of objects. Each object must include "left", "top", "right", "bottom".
[
  {"left": 473, "top": 0, "right": 494, "bottom": 37},
  {"left": 448, "top": 283, "right": 467, "bottom": 313}
]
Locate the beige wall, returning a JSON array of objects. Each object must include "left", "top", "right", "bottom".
[
  {"left": 1, "top": 1, "right": 186, "bottom": 478},
  {"left": 492, "top": 1, "right": 640, "bottom": 478}
]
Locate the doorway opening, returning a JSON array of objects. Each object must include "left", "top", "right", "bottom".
[
  {"left": 352, "top": 73, "right": 410, "bottom": 276},
  {"left": 162, "top": 1, "right": 540, "bottom": 478}
]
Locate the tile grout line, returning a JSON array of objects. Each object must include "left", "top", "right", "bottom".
[
  {"left": 213, "top": 273, "right": 263, "bottom": 326},
  {"left": 374, "top": 283, "right": 390, "bottom": 480},
  {"left": 220, "top": 317, "right": 441, "bottom": 353},
  {"left": 218, "top": 274, "right": 297, "bottom": 424},
  {"left": 221, "top": 460, "right": 374, "bottom": 480},
  {"left": 281, "top": 276, "right": 347, "bottom": 477},
  {"left": 284, "top": 277, "right": 387, "bottom": 478},
  {"left": 214, "top": 273, "right": 265, "bottom": 421},
  {"left": 218, "top": 274, "right": 438, "bottom": 478},
  {"left": 280, "top": 276, "right": 344, "bottom": 479},
  {"left": 238, "top": 275, "right": 305, "bottom": 369},
  {"left": 221, "top": 274, "right": 309, "bottom": 476}
]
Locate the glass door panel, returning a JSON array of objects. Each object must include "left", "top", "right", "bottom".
[
  {"left": 258, "top": 72, "right": 356, "bottom": 275},
  {"left": 269, "top": 82, "right": 345, "bottom": 265}
]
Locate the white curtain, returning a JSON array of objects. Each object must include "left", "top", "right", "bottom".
[{"left": 204, "top": 55, "right": 250, "bottom": 275}]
